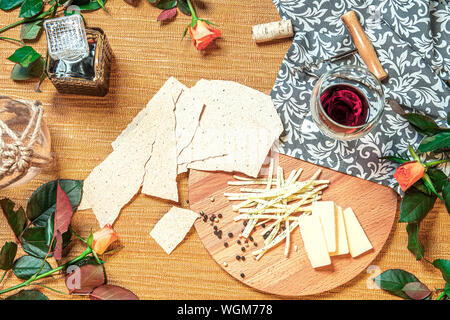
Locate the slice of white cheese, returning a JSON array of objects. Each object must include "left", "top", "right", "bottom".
[
  {"left": 299, "top": 214, "right": 331, "bottom": 268},
  {"left": 342, "top": 207, "right": 373, "bottom": 258},
  {"left": 311, "top": 201, "right": 336, "bottom": 253},
  {"left": 330, "top": 205, "right": 349, "bottom": 256}
]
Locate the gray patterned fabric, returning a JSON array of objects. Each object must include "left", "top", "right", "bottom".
[{"left": 271, "top": 0, "right": 449, "bottom": 192}]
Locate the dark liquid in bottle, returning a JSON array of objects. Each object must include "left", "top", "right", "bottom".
[
  {"left": 48, "top": 38, "right": 97, "bottom": 80},
  {"left": 320, "top": 84, "right": 369, "bottom": 127}
]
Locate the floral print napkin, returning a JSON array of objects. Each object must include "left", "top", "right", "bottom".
[{"left": 271, "top": 0, "right": 449, "bottom": 192}]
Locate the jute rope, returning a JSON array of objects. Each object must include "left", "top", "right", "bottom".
[{"left": 0, "top": 99, "right": 44, "bottom": 179}]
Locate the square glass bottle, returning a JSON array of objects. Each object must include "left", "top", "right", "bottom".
[{"left": 44, "top": 15, "right": 113, "bottom": 97}]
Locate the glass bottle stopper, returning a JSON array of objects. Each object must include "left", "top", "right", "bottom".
[{"left": 43, "top": 15, "right": 89, "bottom": 62}]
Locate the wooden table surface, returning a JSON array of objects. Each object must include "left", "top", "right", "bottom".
[{"left": 0, "top": 0, "right": 448, "bottom": 300}]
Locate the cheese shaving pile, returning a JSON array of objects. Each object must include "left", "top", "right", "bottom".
[{"left": 226, "top": 159, "right": 329, "bottom": 260}]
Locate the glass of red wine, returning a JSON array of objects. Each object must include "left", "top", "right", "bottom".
[{"left": 310, "top": 65, "right": 384, "bottom": 141}]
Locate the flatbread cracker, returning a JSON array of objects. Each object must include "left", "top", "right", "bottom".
[
  {"left": 141, "top": 87, "right": 179, "bottom": 202},
  {"left": 79, "top": 77, "right": 185, "bottom": 226},
  {"left": 179, "top": 79, "right": 283, "bottom": 177},
  {"left": 111, "top": 77, "right": 188, "bottom": 150},
  {"left": 150, "top": 206, "right": 199, "bottom": 254}
]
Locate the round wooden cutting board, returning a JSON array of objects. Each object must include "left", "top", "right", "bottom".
[{"left": 188, "top": 154, "right": 398, "bottom": 296}]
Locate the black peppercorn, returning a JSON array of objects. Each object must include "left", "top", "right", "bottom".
[
  {"left": 237, "top": 240, "right": 241, "bottom": 245},
  {"left": 224, "top": 242, "right": 228, "bottom": 248},
  {"left": 240, "top": 273, "right": 245, "bottom": 278},
  {"left": 236, "top": 255, "right": 241, "bottom": 260},
  {"left": 228, "top": 232, "right": 233, "bottom": 238},
  {"left": 218, "top": 213, "right": 222, "bottom": 218},
  {"left": 241, "top": 256, "right": 246, "bottom": 261},
  {"left": 241, "top": 247, "right": 245, "bottom": 252}
]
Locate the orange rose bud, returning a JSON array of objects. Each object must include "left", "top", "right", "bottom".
[
  {"left": 188, "top": 20, "right": 221, "bottom": 50},
  {"left": 92, "top": 224, "right": 118, "bottom": 255},
  {"left": 393, "top": 161, "right": 426, "bottom": 192}
]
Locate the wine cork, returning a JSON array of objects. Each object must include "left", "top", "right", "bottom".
[{"left": 252, "top": 20, "right": 293, "bottom": 43}]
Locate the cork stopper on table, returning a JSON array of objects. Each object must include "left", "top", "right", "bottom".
[{"left": 252, "top": 20, "right": 293, "bottom": 43}]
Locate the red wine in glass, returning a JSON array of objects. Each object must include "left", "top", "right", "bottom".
[
  {"left": 320, "top": 84, "right": 369, "bottom": 127},
  {"left": 310, "top": 65, "right": 384, "bottom": 141}
]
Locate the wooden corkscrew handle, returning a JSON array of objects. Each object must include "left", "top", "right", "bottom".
[{"left": 341, "top": 10, "right": 388, "bottom": 81}]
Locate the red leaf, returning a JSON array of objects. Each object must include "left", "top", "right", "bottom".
[
  {"left": 53, "top": 231, "right": 63, "bottom": 260},
  {"left": 65, "top": 263, "right": 106, "bottom": 295},
  {"left": 89, "top": 285, "right": 138, "bottom": 300},
  {"left": 52, "top": 181, "right": 74, "bottom": 260},
  {"left": 157, "top": 8, "right": 177, "bottom": 22},
  {"left": 402, "top": 281, "right": 432, "bottom": 300}
]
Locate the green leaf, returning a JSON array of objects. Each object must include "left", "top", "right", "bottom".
[
  {"left": 11, "top": 56, "right": 44, "bottom": 80},
  {"left": 422, "top": 172, "right": 442, "bottom": 200},
  {"left": 157, "top": 0, "right": 176, "bottom": 10},
  {"left": 64, "top": 10, "right": 86, "bottom": 24},
  {"left": 406, "top": 223, "right": 424, "bottom": 260},
  {"left": 443, "top": 181, "right": 450, "bottom": 214},
  {"left": 444, "top": 283, "right": 450, "bottom": 298},
  {"left": 199, "top": 19, "right": 218, "bottom": 26},
  {"left": 433, "top": 259, "right": 450, "bottom": 283},
  {"left": 87, "top": 232, "right": 93, "bottom": 247},
  {"left": 147, "top": 0, "right": 157, "bottom": 3},
  {"left": 0, "top": 198, "right": 27, "bottom": 239},
  {"left": 26, "top": 179, "right": 83, "bottom": 226},
  {"left": 7, "top": 45, "right": 41, "bottom": 68},
  {"left": 5, "top": 289, "right": 49, "bottom": 300},
  {"left": 21, "top": 226, "right": 49, "bottom": 258},
  {"left": 13, "top": 255, "right": 51, "bottom": 280},
  {"left": 95, "top": 0, "right": 108, "bottom": 13},
  {"left": 399, "top": 188, "right": 436, "bottom": 223},
  {"left": 70, "top": 0, "right": 107, "bottom": 11},
  {"left": 373, "top": 269, "right": 421, "bottom": 300},
  {"left": 402, "top": 113, "right": 441, "bottom": 136},
  {"left": 19, "top": 0, "right": 43, "bottom": 18},
  {"left": 0, "top": 0, "right": 24, "bottom": 10},
  {"left": 181, "top": 25, "right": 188, "bottom": 40},
  {"left": 418, "top": 132, "right": 450, "bottom": 153},
  {"left": 0, "top": 242, "right": 18, "bottom": 270},
  {"left": 178, "top": 0, "right": 191, "bottom": 16},
  {"left": 412, "top": 179, "right": 432, "bottom": 196},
  {"left": 427, "top": 168, "right": 448, "bottom": 192},
  {"left": 20, "top": 20, "right": 43, "bottom": 40}
]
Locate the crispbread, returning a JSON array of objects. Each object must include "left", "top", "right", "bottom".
[{"left": 150, "top": 206, "right": 199, "bottom": 254}]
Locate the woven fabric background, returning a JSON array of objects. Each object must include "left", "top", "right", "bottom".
[{"left": 0, "top": 0, "right": 448, "bottom": 300}]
